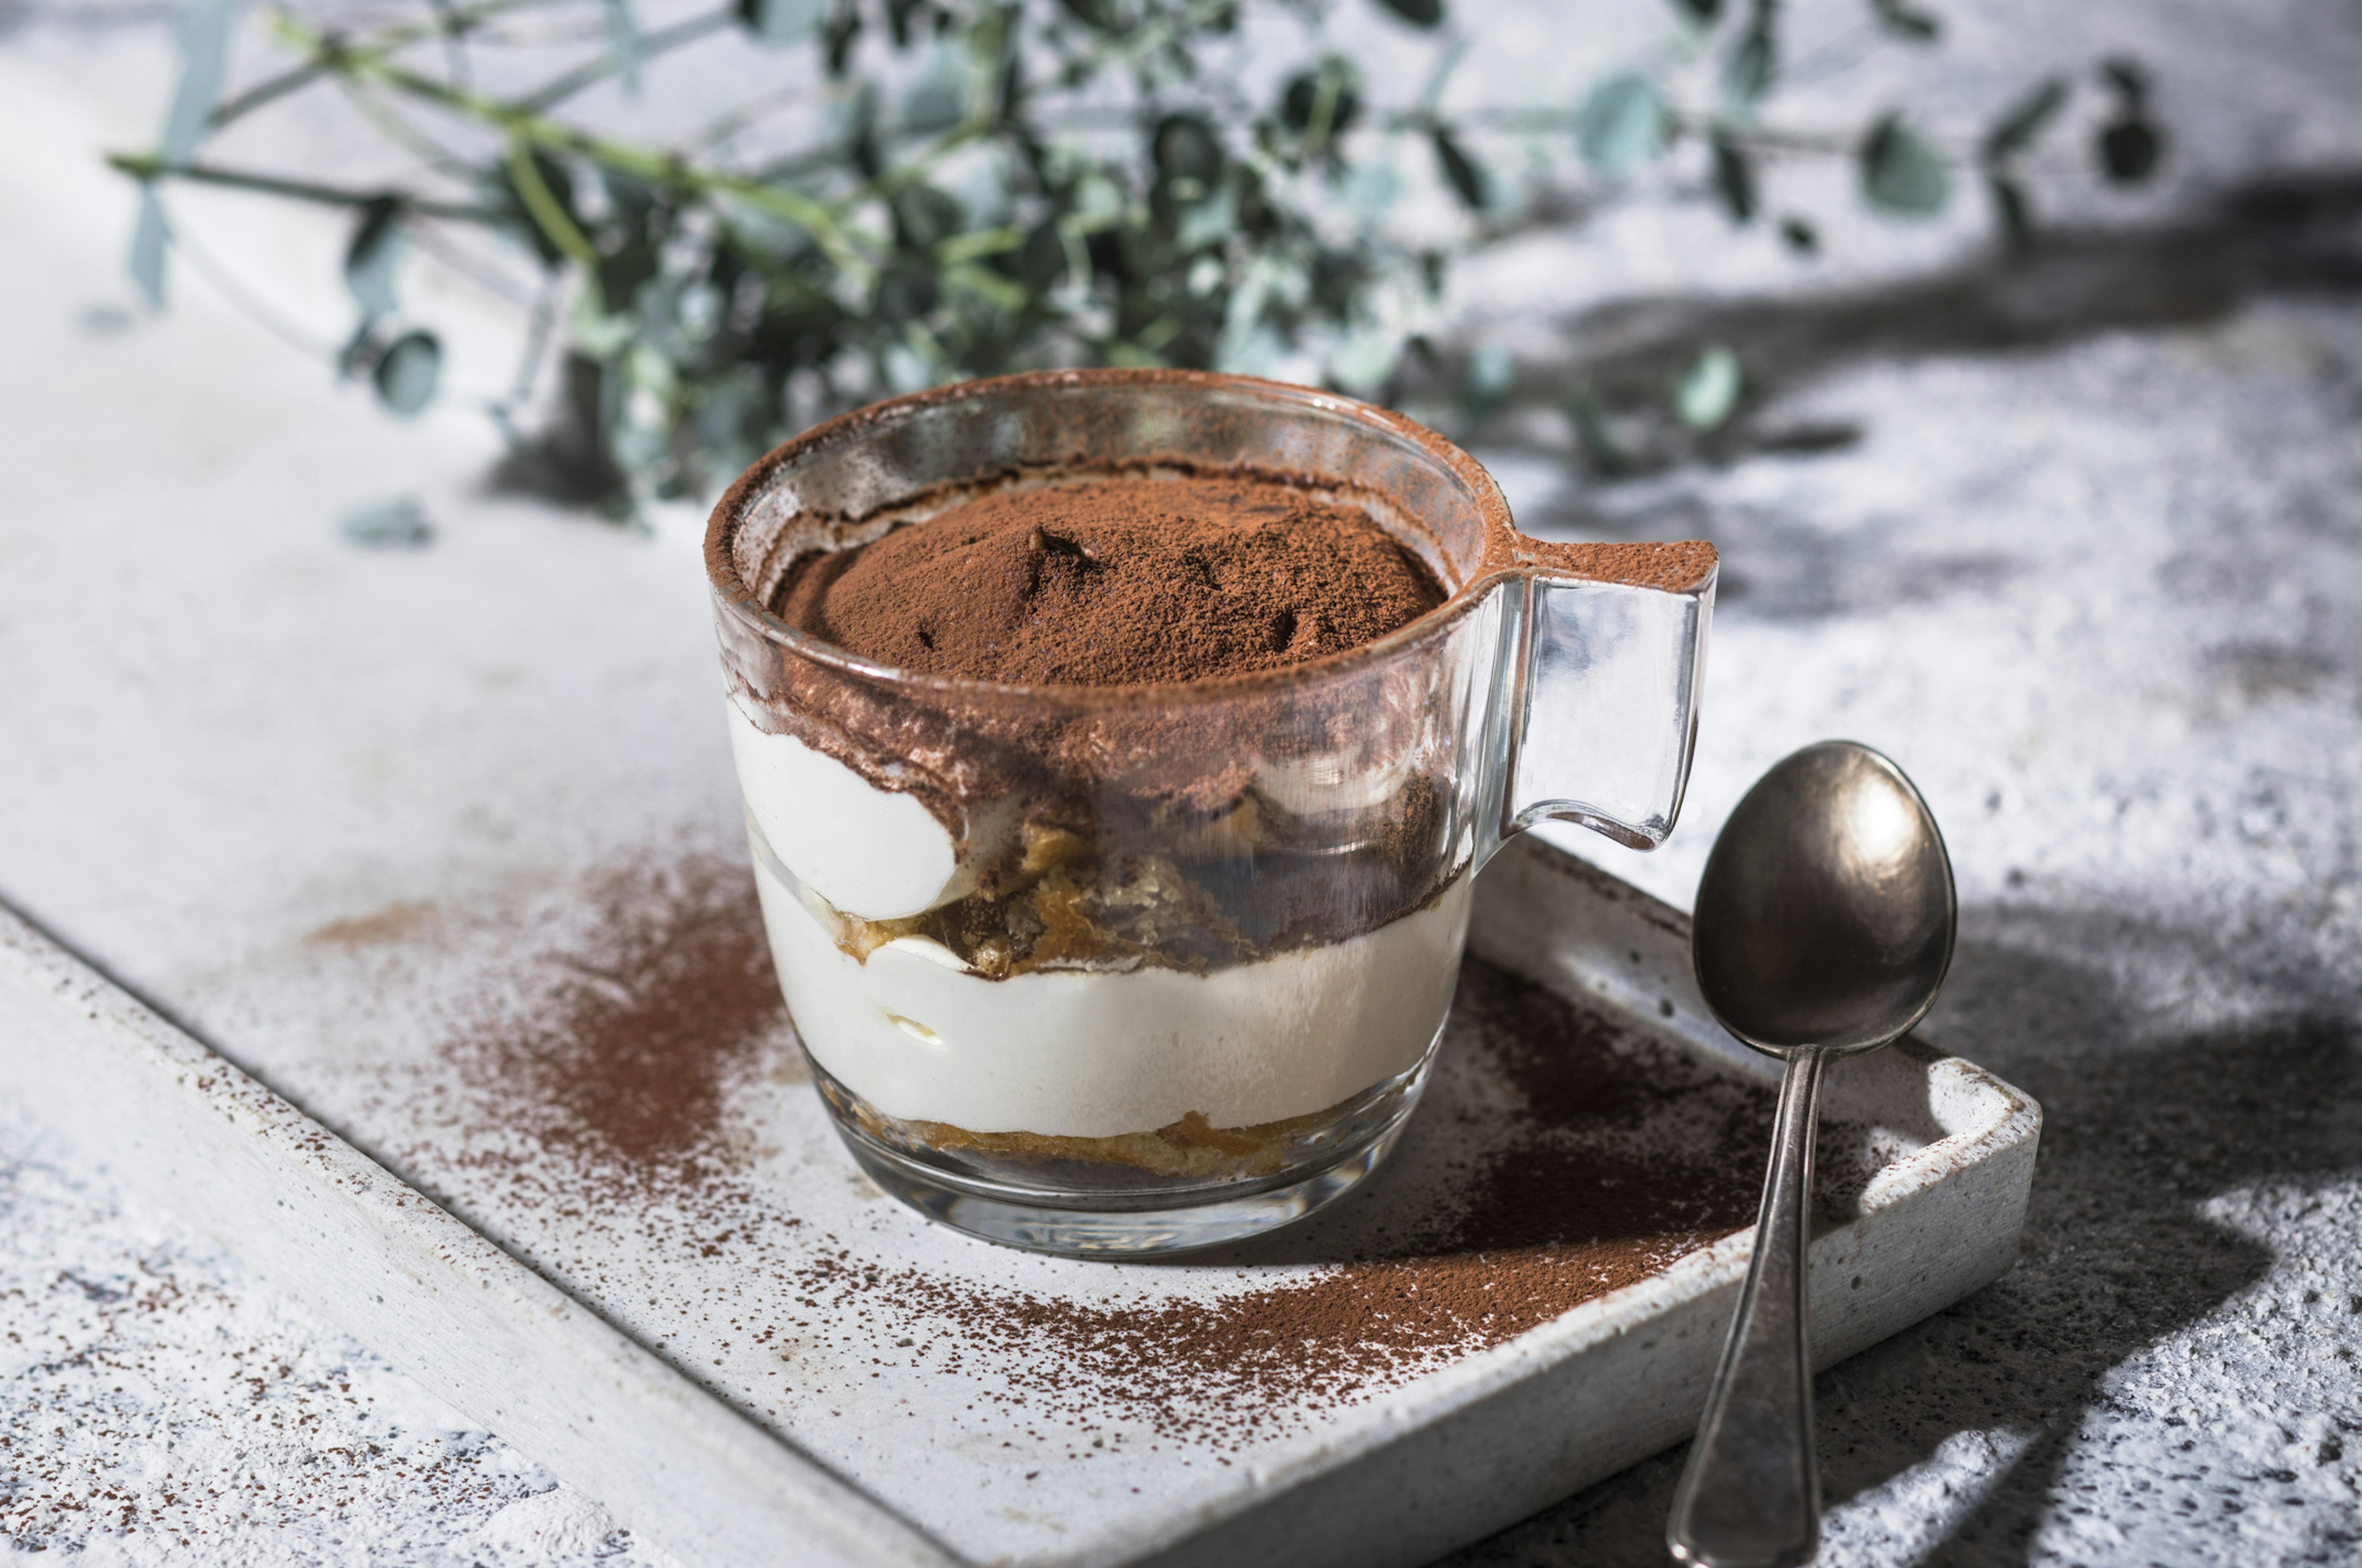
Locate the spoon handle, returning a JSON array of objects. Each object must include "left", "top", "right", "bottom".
[{"left": 1666, "top": 1045, "right": 1827, "bottom": 1568}]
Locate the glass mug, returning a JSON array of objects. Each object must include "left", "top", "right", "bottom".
[{"left": 705, "top": 369, "right": 1714, "bottom": 1254}]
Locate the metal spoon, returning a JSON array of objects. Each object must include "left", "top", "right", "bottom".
[{"left": 1666, "top": 741, "right": 1957, "bottom": 1568}]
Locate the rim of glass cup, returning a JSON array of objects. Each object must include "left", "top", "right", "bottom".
[{"left": 702, "top": 367, "right": 1527, "bottom": 709}]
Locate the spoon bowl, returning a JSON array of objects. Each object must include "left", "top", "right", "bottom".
[
  {"left": 1666, "top": 741, "right": 1956, "bottom": 1568},
  {"left": 1693, "top": 741, "right": 1956, "bottom": 1056}
]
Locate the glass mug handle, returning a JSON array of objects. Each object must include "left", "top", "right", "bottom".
[{"left": 1485, "top": 549, "right": 1717, "bottom": 856}]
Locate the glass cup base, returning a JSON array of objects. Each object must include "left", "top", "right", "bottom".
[
  {"left": 835, "top": 1115, "right": 1414, "bottom": 1257},
  {"left": 817, "top": 1056, "right": 1434, "bottom": 1257}
]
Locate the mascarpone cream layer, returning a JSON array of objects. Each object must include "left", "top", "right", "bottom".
[
  {"left": 727, "top": 701, "right": 966, "bottom": 919},
  {"left": 749, "top": 845, "right": 1472, "bottom": 1139}
]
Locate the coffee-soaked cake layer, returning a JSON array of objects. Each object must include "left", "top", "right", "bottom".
[
  {"left": 775, "top": 473, "right": 1448, "bottom": 686},
  {"left": 856, "top": 1102, "right": 1333, "bottom": 1181}
]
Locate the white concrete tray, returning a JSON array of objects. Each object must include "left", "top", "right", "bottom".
[{"left": 0, "top": 834, "right": 2038, "bottom": 1568}]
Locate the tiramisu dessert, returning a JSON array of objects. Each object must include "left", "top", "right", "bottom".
[
  {"left": 729, "top": 469, "right": 1473, "bottom": 1185},
  {"left": 706, "top": 368, "right": 1716, "bottom": 1249}
]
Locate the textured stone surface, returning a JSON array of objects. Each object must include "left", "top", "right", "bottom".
[
  {"left": 0, "top": 1110, "right": 679, "bottom": 1566},
  {"left": 5, "top": 0, "right": 2362, "bottom": 1563}
]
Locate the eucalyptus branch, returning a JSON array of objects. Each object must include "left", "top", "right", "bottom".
[{"left": 119, "top": 0, "right": 2165, "bottom": 512}]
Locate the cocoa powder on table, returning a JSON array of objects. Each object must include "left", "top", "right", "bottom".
[{"left": 775, "top": 473, "right": 1447, "bottom": 685}]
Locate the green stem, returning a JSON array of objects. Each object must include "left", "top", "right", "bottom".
[
  {"left": 105, "top": 152, "right": 498, "bottom": 221},
  {"left": 213, "top": 0, "right": 554, "bottom": 131},
  {"left": 504, "top": 137, "right": 605, "bottom": 308},
  {"left": 268, "top": 12, "right": 878, "bottom": 285}
]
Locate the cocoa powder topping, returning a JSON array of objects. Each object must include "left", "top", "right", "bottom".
[{"left": 776, "top": 474, "right": 1447, "bottom": 685}]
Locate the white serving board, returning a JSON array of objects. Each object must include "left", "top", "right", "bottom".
[
  {"left": 0, "top": 475, "right": 2037, "bottom": 1567},
  {"left": 0, "top": 834, "right": 2037, "bottom": 1568}
]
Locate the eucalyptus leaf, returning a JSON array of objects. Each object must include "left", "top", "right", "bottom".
[
  {"left": 883, "top": 341, "right": 934, "bottom": 392},
  {"left": 1155, "top": 114, "right": 1225, "bottom": 183},
  {"left": 873, "top": 258, "right": 940, "bottom": 324},
  {"left": 1327, "top": 325, "right": 1400, "bottom": 394},
  {"left": 2099, "top": 56, "right": 2149, "bottom": 112},
  {"left": 343, "top": 198, "right": 404, "bottom": 322},
  {"left": 1671, "top": 341, "right": 1741, "bottom": 430},
  {"left": 2099, "top": 117, "right": 2161, "bottom": 183},
  {"left": 130, "top": 0, "right": 237, "bottom": 303},
  {"left": 1431, "top": 126, "right": 1487, "bottom": 212},
  {"left": 1779, "top": 215, "right": 1818, "bottom": 254},
  {"left": 1342, "top": 161, "right": 1402, "bottom": 220},
  {"left": 598, "top": 0, "right": 642, "bottom": 94},
  {"left": 160, "top": 0, "right": 240, "bottom": 163},
  {"left": 1710, "top": 136, "right": 1756, "bottom": 224},
  {"left": 1575, "top": 73, "right": 1668, "bottom": 178},
  {"left": 1460, "top": 343, "right": 1514, "bottom": 419},
  {"left": 1175, "top": 185, "right": 1238, "bottom": 250},
  {"left": 1717, "top": 25, "right": 1775, "bottom": 117},
  {"left": 1988, "top": 172, "right": 2032, "bottom": 247},
  {"left": 901, "top": 45, "right": 968, "bottom": 133},
  {"left": 737, "top": 0, "right": 824, "bottom": 44},
  {"left": 372, "top": 331, "right": 442, "bottom": 416},
  {"left": 1981, "top": 77, "right": 2067, "bottom": 164},
  {"left": 824, "top": 2, "right": 862, "bottom": 73},
  {"left": 1017, "top": 220, "right": 1067, "bottom": 292},
  {"left": 892, "top": 186, "right": 964, "bottom": 250},
  {"left": 1375, "top": 0, "right": 1444, "bottom": 25},
  {"left": 884, "top": 0, "right": 926, "bottom": 47},
  {"left": 338, "top": 495, "right": 434, "bottom": 549},
  {"left": 1569, "top": 389, "right": 1629, "bottom": 476},
  {"left": 128, "top": 188, "right": 169, "bottom": 309},
  {"left": 1869, "top": 0, "right": 1941, "bottom": 42},
  {"left": 1057, "top": 0, "right": 1122, "bottom": 31},
  {"left": 1861, "top": 114, "right": 1951, "bottom": 216},
  {"left": 1281, "top": 64, "right": 1361, "bottom": 141},
  {"left": 1671, "top": 0, "right": 1722, "bottom": 22}
]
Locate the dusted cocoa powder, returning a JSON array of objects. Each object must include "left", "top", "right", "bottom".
[
  {"left": 775, "top": 474, "right": 1447, "bottom": 685},
  {"left": 407, "top": 860, "right": 1888, "bottom": 1449},
  {"left": 425, "top": 859, "right": 787, "bottom": 1201}
]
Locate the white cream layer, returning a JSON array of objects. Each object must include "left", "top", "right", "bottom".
[
  {"left": 726, "top": 701, "right": 966, "bottom": 919},
  {"left": 749, "top": 845, "right": 1473, "bottom": 1139}
]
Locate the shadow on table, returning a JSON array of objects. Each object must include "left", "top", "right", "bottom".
[
  {"left": 1452, "top": 167, "right": 2362, "bottom": 628},
  {"left": 1432, "top": 897, "right": 2362, "bottom": 1567},
  {"left": 1474, "top": 167, "right": 2362, "bottom": 499}
]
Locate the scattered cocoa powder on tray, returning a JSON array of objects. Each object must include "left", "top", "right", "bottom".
[
  {"left": 434, "top": 858, "right": 786, "bottom": 1200},
  {"left": 421, "top": 860, "right": 1880, "bottom": 1446},
  {"left": 776, "top": 473, "right": 1447, "bottom": 685}
]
